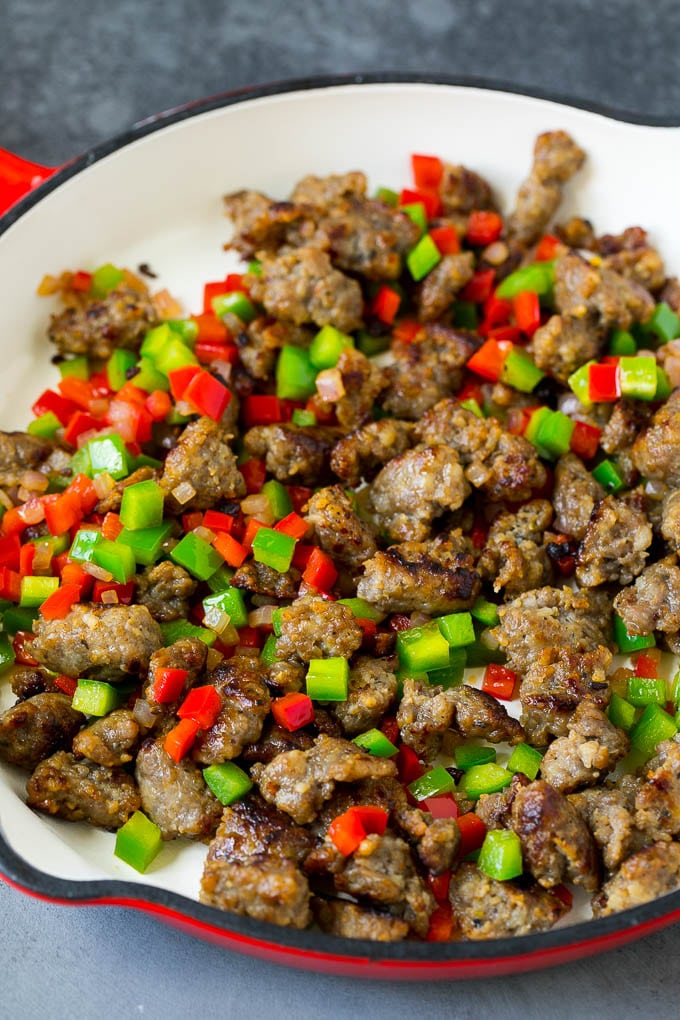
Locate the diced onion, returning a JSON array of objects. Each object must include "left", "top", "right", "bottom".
[
  {"left": 100, "top": 589, "right": 119, "bottom": 604},
  {"left": 193, "top": 526, "right": 216, "bottom": 544},
  {"left": 133, "top": 698, "right": 156, "bottom": 728},
  {"left": 32, "top": 542, "right": 53, "bottom": 573},
  {"left": 234, "top": 645, "right": 259, "bottom": 658},
  {"left": 83, "top": 562, "right": 114, "bottom": 582},
  {"left": 171, "top": 482, "right": 196, "bottom": 505},
  {"left": 211, "top": 361, "right": 232, "bottom": 384},
  {"left": 203, "top": 606, "right": 232, "bottom": 635},
  {"left": 241, "top": 494, "right": 274, "bottom": 523},
  {"left": 89, "top": 398, "right": 109, "bottom": 418},
  {"left": 206, "top": 648, "right": 225, "bottom": 671},
  {"left": 483, "top": 241, "right": 509, "bottom": 266},
  {"left": 92, "top": 472, "right": 116, "bottom": 499},
  {"left": 248, "top": 605, "right": 274, "bottom": 628},
  {"left": 19, "top": 470, "right": 49, "bottom": 494},
  {"left": 175, "top": 400, "right": 194, "bottom": 416},
  {"left": 20, "top": 498, "right": 45, "bottom": 525},
  {"left": 315, "top": 368, "right": 345, "bottom": 401},
  {"left": 410, "top": 611, "right": 432, "bottom": 627},
  {"left": 152, "top": 287, "right": 183, "bottom": 319}
]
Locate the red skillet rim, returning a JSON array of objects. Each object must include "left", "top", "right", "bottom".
[{"left": 1, "top": 71, "right": 680, "bottom": 975}]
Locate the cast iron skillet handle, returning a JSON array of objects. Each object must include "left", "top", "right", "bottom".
[{"left": 0, "top": 148, "right": 59, "bottom": 216}]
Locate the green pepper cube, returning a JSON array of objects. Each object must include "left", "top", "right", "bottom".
[
  {"left": 141, "top": 323, "right": 176, "bottom": 360},
  {"left": 608, "top": 329, "right": 637, "bottom": 356},
  {"left": 458, "top": 763, "right": 513, "bottom": 800},
  {"left": 167, "top": 318, "right": 199, "bottom": 346},
  {"left": 170, "top": 531, "right": 223, "bottom": 580},
  {"left": 375, "top": 186, "right": 398, "bottom": 206},
  {"left": 247, "top": 259, "right": 262, "bottom": 276},
  {"left": 203, "top": 762, "right": 253, "bottom": 805},
  {"left": 116, "top": 521, "right": 172, "bottom": 566},
  {"left": 619, "top": 356, "right": 658, "bottom": 401},
  {"left": 306, "top": 658, "right": 349, "bottom": 701},
  {"left": 470, "top": 596, "right": 500, "bottom": 629},
  {"left": 500, "top": 347, "right": 546, "bottom": 394},
  {"left": 464, "top": 639, "right": 507, "bottom": 667},
  {"left": 352, "top": 728, "right": 399, "bottom": 757},
  {"left": 86, "top": 433, "right": 129, "bottom": 480},
  {"left": 406, "top": 233, "right": 441, "bottom": 281},
  {"left": 58, "top": 355, "right": 90, "bottom": 381},
  {"left": 534, "top": 409, "right": 575, "bottom": 458},
  {"left": 153, "top": 334, "right": 199, "bottom": 376},
  {"left": 261, "top": 479, "right": 293, "bottom": 521},
  {"left": 276, "top": 345, "right": 317, "bottom": 400},
  {"left": 437, "top": 611, "right": 475, "bottom": 648},
  {"left": 309, "top": 325, "right": 355, "bottom": 369},
  {"left": 592, "top": 459, "right": 626, "bottom": 494},
  {"left": 626, "top": 675, "right": 667, "bottom": 707},
  {"left": 91, "top": 263, "right": 124, "bottom": 297},
  {"left": 613, "top": 612, "right": 656, "bottom": 653},
  {"left": 291, "top": 409, "right": 317, "bottom": 426},
  {"left": 397, "top": 624, "right": 450, "bottom": 673},
  {"left": 608, "top": 692, "right": 638, "bottom": 732},
  {"left": 0, "top": 632, "right": 15, "bottom": 670},
  {"left": 506, "top": 742, "right": 544, "bottom": 781},
  {"left": 407, "top": 764, "right": 456, "bottom": 801},
  {"left": 205, "top": 564, "right": 235, "bottom": 593},
  {"left": 453, "top": 301, "right": 479, "bottom": 330},
  {"left": 202, "top": 586, "right": 249, "bottom": 630},
  {"left": 19, "top": 575, "right": 59, "bottom": 608},
  {"left": 567, "top": 360, "right": 596, "bottom": 408},
  {"left": 106, "top": 349, "right": 138, "bottom": 391},
  {"left": 119, "top": 479, "right": 165, "bottom": 531},
  {"left": 478, "top": 829, "right": 523, "bottom": 881},
  {"left": 644, "top": 302, "right": 680, "bottom": 344},
  {"left": 495, "top": 261, "right": 555, "bottom": 299},
  {"left": 337, "top": 597, "right": 384, "bottom": 622},
  {"left": 459, "top": 398, "right": 484, "bottom": 418},
  {"left": 132, "top": 356, "right": 170, "bottom": 394},
  {"left": 159, "top": 619, "right": 216, "bottom": 646},
  {"left": 356, "top": 330, "right": 391, "bottom": 357},
  {"left": 655, "top": 366, "right": 673, "bottom": 401},
  {"left": 2, "top": 605, "right": 39, "bottom": 635},
  {"left": 631, "top": 703, "right": 678, "bottom": 757},
  {"left": 271, "top": 607, "right": 283, "bottom": 636},
  {"left": 114, "top": 810, "right": 163, "bottom": 873},
  {"left": 69, "top": 446, "right": 92, "bottom": 478},
  {"left": 91, "top": 537, "right": 137, "bottom": 584},
  {"left": 427, "top": 647, "right": 467, "bottom": 689},
  {"left": 69, "top": 527, "right": 102, "bottom": 563},
  {"left": 72, "top": 679, "right": 122, "bottom": 716},
  {"left": 260, "top": 633, "right": 278, "bottom": 666},
  {"left": 28, "top": 411, "right": 62, "bottom": 439},
  {"left": 524, "top": 406, "right": 554, "bottom": 456},
  {"left": 400, "top": 201, "right": 427, "bottom": 236},
  {"left": 251, "top": 527, "right": 296, "bottom": 573},
  {"left": 454, "top": 744, "right": 497, "bottom": 772},
  {"left": 212, "top": 291, "right": 257, "bottom": 323}
]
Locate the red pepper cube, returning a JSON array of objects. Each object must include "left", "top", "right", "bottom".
[
  {"left": 466, "top": 210, "right": 503, "bottom": 247},
  {"left": 466, "top": 337, "right": 513, "bottom": 383},
  {"left": 145, "top": 389, "right": 172, "bottom": 422},
  {"left": 212, "top": 531, "right": 248, "bottom": 568},
  {"left": 67, "top": 473, "right": 99, "bottom": 515},
  {"left": 634, "top": 652, "right": 660, "bottom": 679},
  {"left": 54, "top": 674, "right": 79, "bottom": 696},
  {"left": 411, "top": 153, "right": 444, "bottom": 190},
  {"left": 31, "top": 388, "right": 79, "bottom": 427},
  {"left": 482, "top": 662, "right": 518, "bottom": 701},
  {"left": 71, "top": 270, "right": 93, "bottom": 292},
  {"left": 535, "top": 233, "right": 561, "bottom": 262},
  {"left": 58, "top": 375, "right": 97, "bottom": 411},
  {"left": 203, "top": 280, "right": 230, "bottom": 313},
  {"left": 456, "top": 812, "right": 487, "bottom": 857},
  {"left": 192, "top": 312, "right": 229, "bottom": 345},
  {"left": 274, "top": 512, "right": 308, "bottom": 541},
  {"left": 350, "top": 805, "right": 389, "bottom": 836},
  {"left": 0, "top": 533, "right": 20, "bottom": 571},
  {"left": 18, "top": 542, "right": 35, "bottom": 577},
  {"left": 569, "top": 420, "right": 601, "bottom": 460},
  {"left": 301, "top": 547, "right": 338, "bottom": 591},
  {"left": 202, "top": 510, "right": 234, "bottom": 533},
  {"left": 328, "top": 809, "right": 367, "bottom": 856},
  {"left": 177, "top": 684, "right": 222, "bottom": 729},
  {"left": 588, "top": 362, "right": 621, "bottom": 402},
  {"left": 164, "top": 718, "right": 199, "bottom": 762},
  {"left": 183, "top": 369, "right": 231, "bottom": 421},
  {"left": 397, "top": 744, "right": 424, "bottom": 785},
  {"left": 152, "top": 666, "right": 189, "bottom": 704},
  {"left": 0, "top": 566, "right": 21, "bottom": 601},
  {"left": 483, "top": 293, "right": 513, "bottom": 328},
  {"left": 392, "top": 319, "right": 422, "bottom": 343},
  {"left": 381, "top": 716, "right": 400, "bottom": 746},
  {"left": 428, "top": 225, "right": 460, "bottom": 255},
  {"left": 271, "top": 692, "right": 315, "bottom": 732},
  {"left": 422, "top": 794, "right": 459, "bottom": 819},
  {"left": 427, "top": 869, "right": 451, "bottom": 904},
  {"left": 487, "top": 324, "right": 522, "bottom": 345},
  {"left": 63, "top": 410, "right": 102, "bottom": 447},
  {"left": 459, "top": 268, "right": 495, "bottom": 304},
  {"left": 425, "top": 902, "right": 454, "bottom": 942},
  {"left": 242, "top": 395, "right": 283, "bottom": 428},
  {"left": 38, "top": 583, "right": 82, "bottom": 620},
  {"left": 371, "top": 285, "right": 401, "bottom": 325},
  {"left": 167, "top": 364, "right": 202, "bottom": 401},
  {"left": 399, "top": 186, "right": 441, "bottom": 219},
  {"left": 241, "top": 517, "right": 266, "bottom": 550},
  {"left": 240, "top": 459, "right": 267, "bottom": 494},
  {"left": 513, "top": 290, "right": 541, "bottom": 337},
  {"left": 43, "top": 491, "right": 82, "bottom": 537}
]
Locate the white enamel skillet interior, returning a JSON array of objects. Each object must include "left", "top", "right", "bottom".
[{"left": 1, "top": 76, "right": 680, "bottom": 977}]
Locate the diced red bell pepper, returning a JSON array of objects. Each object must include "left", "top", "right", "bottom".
[
  {"left": 466, "top": 210, "right": 503, "bottom": 247},
  {"left": 487, "top": 324, "right": 522, "bottom": 344},
  {"left": 569, "top": 420, "right": 601, "bottom": 460},
  {"left": 241, "top": 517, "right": 266, "bottom": 550},
  {"left": 240, "top": 459, "right": 266, "bottom": 494},
  {"left": 399, "top": 187, "right": 441, "bottom": 218},
  {"left": 305, "top": 394, "right": 336, "bottom": 425},
  {"left": 237, "top": 626, "right": 261, "bottom": 648},
  {"left": 392, "top": 318, "right": 422, "bottom": 343},
  {"left": 301, "top": 547, "right": 338, "bottom": 591},
  {"left": 182, "top": 370, "right": 231, "bottom": 421},
  {"left": 60, "top": 561, "right": 92, "bottom": 598},
  {"left": 397, "top": 745, "right": 424, "bottom": 785},
  {"left": 352, "top": 805, "right": 389, "bottom": 835},
  {"left": 291, "top": 542, "right": 315, "bottom": 570},
  {"left": 0, "top": 566, "right": 22, "bottom": 601},
  {"left": 54, "top": 674, "right": 78, "bottom": 696},
  {"left": 152, "top": 666, "right": 189, "bottom": 704},
  {"left": 287, "top": 486, "right": 313, "bottom": 514},
  {"left": 271, "top": 692, "right": 315, "bottom": 732},
  {"left": 167, "top": 364, "right": 202, "bottom": 401},
  {"left": 535, "top": 233, "right": 561, "bottom": 262},
  {"left": 381, "top": 715, "right": 400, "bottom": 745},
  {"left": 100, "top": 512, "right": 122, "bottom": 541},
  {"left": 202, "top": 509, "right": 234, "bottom": 533},
  {"left": 552, "top": 883, "right": 574, "bottom": 908},
  {"left": 195, "top": 340, "right": 239, "bottom": 365},
  {"left": 107, "top": 397, "right": 152, "bottom": 444},
  {"left": 91, "top": 579, "right": 135, "bottom": 604},
  {"left": 177, "top": 685, "right": 222, "bottom": 729},
  {"left": 164, "top": 718, "right": 199, "bottom": 762},
  {"left": 13, "top": 631, "right": 39, "bottom": 666},
  {"left": 328, "top": 808, "right": 368, "bottom": 856},
  {"left": 58, "top": 375, "right": 98, "bottom": 411},
  {"left": 182, "top": 511, "right": 203, "bottom": 533},
  {"left": 482, "top": 662, "right": 518, "bottom": 701},
  {"left": 19, "top": 542, "right": 35, "bottom": 577},
  {"left": 274, "top": 512, "right": 308, "bottom": 540},
  {"left": 356, "top": 617, "right": 377, "bottom": 645},
  {"left": 456, "top": 812, "right": 487, "bottom": 857},
  {"left": 213, "top": 530, "right": 248, "bottom": 567},
  {"left": 466, "top": 338, "right": 513, "bottom": 382},
  {"left": 457, "top": 380, "right": 485, "bottom": 407},
  {"left": 634, "top": 652, "right": 660, "bottom": 678},
  {"left": 203, "top": 280, "right": 230, "bottom": 313},
  {"left": 42, "top": 491, "right": 82, "bottom": 537},
  {"left": 115, "top": 382, "right": 147, "bottom": 406},
  {"left": 67, "top": 473, "right": 98, "bottom": 515},
  {"left": 411, "top": 153, "right": 444, "bottom": 190},
  {"left": 62, "top": 410, "right": 102, "bottom": 447},
  {"left": 513, "top": 290, "right": 541, "bottom": 337},
  {"left": 423, "top": 795, "right": 459, "bottom": 819},
  {"left": 0, "top": 533, "right": 20, "bottom": 571},
  {"left": 31, "top": 388, "right": 79, "bottom": 427},
  {"left": 145, "top": 389, "right": 172, "bottom": 422},
  {"left": 427, "top": 869, "right": 451, "bottom": 903},
  {"left": 371, "top": 285, "right": 401, "bottom": 325},
  {"left": 483, "top": 293, "right": 513, "bottom": 328},
  {"left": 242, "top": 395, "right": 283, "bottom": 428},
  {"left": 192, "top": 312, "right": 229, "bottom": 345},
  {"left": 38, "top": 582, "right": 82, "bottom": 620},
  {"left": 459, "top": 268, "right": 496, "bottom": 304},
  {"left": 588, "top": 362, "right": 620, "bottom": 402},
  {"left": 425, "top": 902, "right": 454, "bottom": 942},
  {"left": 429, "top": 225, "right": 460, "bottom": 255},
  {"left": 71, "top": 270, "right": 93, "bottom": 292},
  {"left": 88, "top": 371, "right": 112, "bottom": 397}
]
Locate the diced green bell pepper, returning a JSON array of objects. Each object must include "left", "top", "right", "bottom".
[
  {"left": 619, "top": 356, "right": 658, "bottom": 400},
  {"left": 132, "top": 356, "right": 170, "bottom": 394},
  {"left": 397, "top": 624, "right": 450, "bottom": 673},
  {"left": 608, "top": 692, "right": 638, "bottom": 732},
  {"left": 352, "top": 728, "right": 399, "bottom": 757},
  {"left": 2, "top": 605, "right": 39, "bottom": 635},
  {"left": 106, "top": 349, "right": 138, "bottom": 391},
  {"left": 203, "top": 762, "right": 253, "bottom": 805},
  {"left": 626, "top": 675, "right": 667, "bottom": 707},
  {"left": 495, "top": 261, "right": 554, "bottom": 299},
  {"left": 592, "top": 459, "right": 625, "bottom": 494},
  {"left": 202, "top": 586, "right": 249, "bottom": 630},
  {"left": 291, "top": 409, "right": 317, "bottom": 426},
  {"left": 159, "top": 619, "right": 216, "bottom": 646},
  {"left": 153, "top": 334, "right": 199, "bottom": 376},
  {"left": 170, "top": 532, "right": 223, "bottom": 580},
  {"left": 72, "top": 679, "right": 122, "bottom": 716},
  {"left": 86, "top": 433, "right": 129, "bottom": 480},
  {"left": 0, "top": 632, "right": 15, "bottom": 670},
  {"left": 500, "top": 347, "right": 546, "bottom": 394},
  {"left": 375, "top": 186, "right": 398, "bottom": 206},
  {"left": 459, "top": 398, "right": 484, "bottom": 418},
  {"left": 463, "top": 639, "right": 507, "bottom": 667},
  {"left": 69, "top": 527, "right": 102, "bottom": 563},
  {"left": 407, "top": 764, "right": 456, "bottom": 801},
  {"left": 19, "top": 575, "right": 59, "bottom": 608},
  {"left": 630, "top": 703, "right": 677, "bottom": 756},
  {"left": 437, "top": 611, "right": 475, "bottom": 648},
  {"left": 309, "top": 325, "right": 354, "bottom": 369},
  {"left": 608, "top": 329, "right": 637, "bottom": 356},
  {"left": 613, "top": 612, "right": 656, "bottom": 653},
  {"left": 355, "top": 329, "right": 391, "bottom": 357},
  {"left": 458, "top": 763, "right": 513, "bottom": 800},
  {"left": 212, "top": 291, "right": 257, "bottom": 323},
  {"left": 141, "top": 323, "right": 178, "bottom": 360},
  {"left": 454, "top": 744, "right": 497, "bottom": 771},
  {"left": 400, "top": 201, "right": 427, "bottom": 235},
  {"left": 276, "top": 345, "right": 317, "bottom": 400},
  {"left": 655, "top": 366, "right": 673, "bottom": 401},
  {"left": 119, "top": 479, "right": 165, "bottom": 531},
  {"left": 204, "top": 564, "right": 235, "bottom": 593},
  {"left": 251, "top": 527, "right": 296, "bottom": 573},
  {"left": 115, "top": 810, "right": 163, "bottom": 873},
  {"left": 478, "top": 829, "right": 523, "bottom": 881},
  {"left": 470, "top": 596, "right": 500, "bottom": 629},
  {"left": 92, "top": 537, "right": 137, "bottom": 584},
  {"left": 260, "top": 633, "right": 279, "bottom": 666},
  {"left": 506, "top": 742, "right": 544, "bottom": 780},
  {"left": 116, "top": 521, "right": 172, "bottom": 566},
  {"left": 523, "top": 407, "right": 554, "bottom": 454},
  {"left": 28, "top": 411, "right": 61, "bottom": 439},
  {"left": 406, "top": 234, "right": 441, "bottom": 281},
  {"left": 167, "top": 318, "right": 199, "bottom": 346},
  {"left": 337, "top": 597, "right": 384, "bottom": 622},
  {"left": 261, "top": 479, "right": 293, "bottom": 521},
  {"left": 305, "top": 658, "right": 349, "bottom": 701},
  {"left": 643, "top": 302, "right": 680, "bottom": 344},
  {"left": 567, "top": 360, "right": 596, "bottom": 408},
  {"left": 58, "top": 355, "right": 89, "bottom": 381},
  {"left": 533, "top": 409, "right": 575, "bottom": 458},
  {"left": 427, "top": 647, "right": 467, "bottom": 688},
  {"left": 91, "top": 263, "right": 124, "bottom": 297},
  {"left": 453, "top": 301, "right": 479, "bottom": 330}
]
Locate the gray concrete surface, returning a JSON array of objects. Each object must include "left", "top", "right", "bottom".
[{"left": 2, "top": 1, "right": 680, "bottom": 1016}]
